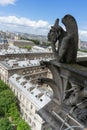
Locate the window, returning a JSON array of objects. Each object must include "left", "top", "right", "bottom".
[
  {"left": 40, "top": 99, "right": 43, "bottom": 102},
  {"left": 23, "top": 70, "right": 26, "bottom": 75},
  {"left": 31, "top": 104, "right": 33, "bottom": 109},
  {"left": 31, "top": 92, "right": 34, "bottom": 94},
  {"left": 24, "top": 86, "right": 26, "bottom": 88}
]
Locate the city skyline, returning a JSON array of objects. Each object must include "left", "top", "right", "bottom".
[{"left": 0, "top": 0, "right": 87, "bottom": 41}]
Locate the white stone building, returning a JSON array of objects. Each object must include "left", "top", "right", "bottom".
[
  {"left": 9, "top": 74, "right": 52, "bottom": 130},
  {"left": 0, "top": 58, "right": 48, "bottom": 84}
]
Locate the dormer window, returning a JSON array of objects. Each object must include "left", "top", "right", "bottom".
[
  {"left": 16, "top": 76, "right": 20, "bottom": 81},
  {"left": 28, "top": 86, "right": 34, "bottom": 92},
  {"left": 40, "top": 99, "right": 43, "bottom": 102},
  {"left": 23, "top": 70, "right": 26, "bottom": 75},
  {"left": 20, "top": 81, "right": 27, "bottom": 86},
  {"left": 31, "top": 92, "right": 34, "bottom": 94},
  {"left": 35, "top": 93, "right": 44, "bottom": 99}
]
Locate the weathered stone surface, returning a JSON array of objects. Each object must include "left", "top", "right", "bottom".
[
  {"left": 48, "top": 14, "right": 78, "bottom": 63},
  {"left": 38, "top": 14, "right": 87, "bottom": 129}
]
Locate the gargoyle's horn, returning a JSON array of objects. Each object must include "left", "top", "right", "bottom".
[
  {"left": 54, "top": 18, "right": 59, "bottom": 27},
  {"left": 51, "top": 18, "right": 59, "bottom": 29}
]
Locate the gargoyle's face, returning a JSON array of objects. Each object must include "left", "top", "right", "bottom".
[
  {"left": 48, "top": 27, "right": 61, "bottom": 43},
  {"left": 48, "top": 28, "right": 57, "bottom": 43}
]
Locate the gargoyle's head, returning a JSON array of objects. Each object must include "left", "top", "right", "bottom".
[{"left": 48, "top": 18, "right": 61, "bottom": 43}]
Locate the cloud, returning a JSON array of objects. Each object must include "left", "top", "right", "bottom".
[
  {"left": 0, "top": 16, "right": 49, "bottom": 28},
  {"left": 79, "top": 30, "right": 87, "bottom": 41},
  {"left": 0, "top": 15, "right": 50, "bottom": 35},
  {"left": 1, "top": 15, "right": 87, "bottom": 40},
  {"left": 0, "top": 0, "right": 16, "bottom": 6}
]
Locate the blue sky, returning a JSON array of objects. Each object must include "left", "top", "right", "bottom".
[{"left": 0, "top": 0, "right": 87, "bottom": 40}]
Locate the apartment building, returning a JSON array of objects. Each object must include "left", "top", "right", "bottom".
[
  {"left": 9, "top": 40, "right": 35, "bottom": 47},
  {"left": 9, "top": 74, "right": 52, "bottom": 130},
  {"left": 0, "top": 45, "right": 53, "bottom": 130},
  {"left": 0, "top": 58, "right": 49, "bottom": 84},
  {"left": 0, "top": 50, "right": 53, "bottom": 61}
]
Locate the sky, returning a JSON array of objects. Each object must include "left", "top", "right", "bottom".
[{"left": 0, "top": 0, "right": 87, "bottom": 41}]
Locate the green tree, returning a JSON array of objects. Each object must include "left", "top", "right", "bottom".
[
  {"left": 0, "top": 118, "right": 13, "bottom": 130},
  {"left": 24, "top": 46, "right": 32, "bottom": 51},
  {"left": 17, "top": 120, "right": 31, "bottom": 130},
  {"left": 0, "top": 89, "right": 16, "bottom": 115},
  {"left": 8, "top": 103, "right": 20, "bottom": 124},
  {"left": 0, "top": 80, "right": 8, "bottom": 92},
  {"left": 30, "top": 39, "right": 40, "bottom": 45},
  {"left": 78, "top": 49, "right": 87, "bottom": 53},
  {"left": 45, "top": 42, "right": 51, "bottom": 47},
  {"left": 0, "top": 80, "right": 31, "bottom": 129},
  {"left": 0, "top": 107, "right": 5, "bottom": 117}
]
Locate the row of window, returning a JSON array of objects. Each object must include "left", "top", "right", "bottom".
[
  {"left": 10, "top": 84, "right": 36, "bottom": 113},
  {"left": 22, "top": 68, "right": 44, "bottom": 75}
]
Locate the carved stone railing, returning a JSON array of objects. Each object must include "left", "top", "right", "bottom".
[{"left": 38, "top": 60, "right": 87, "bottom": 130}]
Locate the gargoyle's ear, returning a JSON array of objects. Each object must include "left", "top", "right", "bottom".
[
  {"left": 54, "top": 18, "right": 59, "bottom": 27},
  {"left": 51, "top": 18, "right": 59, "bottom": 29}
]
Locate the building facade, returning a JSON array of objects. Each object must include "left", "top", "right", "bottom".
[
  {"left": 9, "top": 74, "right": 52, "bottom": 130},
  {"left": 0, "top": 45, "right": 54, "bottom": 130},
  {"left": 0, "top": 59, "right": 48, "bottom": 84},
  {"left": 0, "top": 52, "right": 53, "bottom": 61}
]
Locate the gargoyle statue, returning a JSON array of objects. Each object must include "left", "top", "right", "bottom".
[{"left": 48, "top": 14, "right": 78, "bottom": 63}]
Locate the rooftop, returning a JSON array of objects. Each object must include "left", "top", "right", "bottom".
[
  {"left": 9, "top": 74, "right": 51, "bottom": 109},
  {"left": 0, "top": 57, "right": 52, "bottom": 69},
  {"left": 0, "top": 45, "right": 49, "bottom": 55},
  {"left": 0, "top": 59, "right": 40, "bottom": 69}
]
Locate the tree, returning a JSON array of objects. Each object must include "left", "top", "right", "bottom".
[
  {"left": 30, "top": 39, "right": 40, "bottom": 45},
  {"left": 17, "top": 120, "right": 31, "bottom": 130},
  {"left": 24, "top": 46, "right": 32, "bottom": 51},
  {"left": 0, "top": 89, "right": 17, "bottom": 115},
  {"left": 8, "top": 103, "right": 20, "bottom": 124},
  {"left": 0, "top": 80, "right": 31, "bottom": 129},
  {"left": 0, "top": 80, "right": 8, "bottom": 92},
  {"left": 0, "top": 118, "right": 13, "bottom": 130}
]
